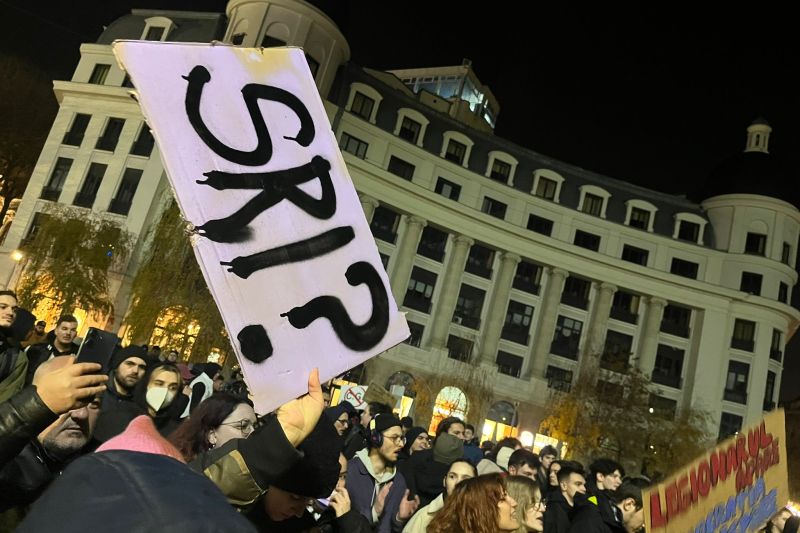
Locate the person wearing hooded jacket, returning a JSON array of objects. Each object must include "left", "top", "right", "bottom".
[
  {"left": 346, "top": 413, "right": 420, "bottom": 533},
  {"left": 182, "top": 362, "right": 222, "bottom": 418},
  {"left": 399, "top": 431, "right": 463, "bottom": 508}
]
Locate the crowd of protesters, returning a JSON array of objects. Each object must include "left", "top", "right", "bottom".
[{"left": 0, "top": 288, "right": 797, "bottom": 532}]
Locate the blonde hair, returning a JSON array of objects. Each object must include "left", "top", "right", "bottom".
[{"left": 505, "top": 475, "right": 541, "bottom": 533}]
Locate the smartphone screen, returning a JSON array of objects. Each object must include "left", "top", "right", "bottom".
[{"left": 75, "top": 328, "right": 120, "bottom": 374}]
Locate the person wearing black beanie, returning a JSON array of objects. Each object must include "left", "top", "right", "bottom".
[{"left": 92, "top": 345, "right": 149, "bottom": 443}]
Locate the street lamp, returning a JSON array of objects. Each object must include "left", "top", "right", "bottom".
[{"left": 11, "top": 250, "right": 23, "bottom": 262}]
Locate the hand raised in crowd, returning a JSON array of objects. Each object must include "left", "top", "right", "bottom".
[
  {"left": 32, "top": 356, "right": 108, "bottom": 415},
  {"left": 329, "top": 487, "right": 351, "bottom": 518},
  {"left": 275, "top": 367, "right": 324, "bottom": 447},
  {"left": 396, "top": 489, "right": 420, "bottom": 522},
  {"left": 373, "top": 481, "right": 392, "bottom": 517}
]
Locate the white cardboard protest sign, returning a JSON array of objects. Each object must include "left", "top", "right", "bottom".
[
  {"left": 113, "top": 42, "right": 409, "bottom": 414},
  {"left": 339, "top": 385, "right": 368, "bottom": 410}
]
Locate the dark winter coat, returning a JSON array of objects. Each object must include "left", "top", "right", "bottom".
[
  {"left": 17, "top": 450, "right": 256, "bottom": 533},
  {"left": 24, "top": 341, "right": 79, "bottom": 386},
  {"left": 398, "top": 448, "right": 447, "bottom": 508},
  {"left": 346, "top": 449, "right": 408, "bottom": 533},
  {"left": 568, "top": 498, "right": 625, "bottom": 533},
  {"left": 543, "top": 490, "right": 574, "bottom": 533},
  {"left": 0, "top": 386, "right": 56, "bottom": 466},
  {"left": 190, "top": 415, "right": 303, "bottom": 508}
]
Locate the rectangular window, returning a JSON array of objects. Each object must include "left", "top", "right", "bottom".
[
  {"left": 496, "top": 351, "right": 523, "bottom": 378},
  {"left": 444, "top": 139, "right": 466, "bottom": 165},
  {"left": 779, "top": 282, "right": 789, "bottom": 304},
  {"left": 231, "top": 33, "right": 245, "bottom": 45},
  {"left": 661, "top": 304, "right": 691, "bottom": 338},
  {"left": 122, "top": 74, "right": 134, "bottom": 88},
  {"left": 88, "top": 64, "right": 111, "bottom": 84},
  {"left": 481, "top": 197, "right": 507, "bottom": 219},
  {"left": 527, "top": 214, "right": 553, "bottom": 236},
  {"left": 130, "top": 126, "right": 155, "bottom": 157},
  {"left": 404, "top": 267, "right": 437, "bottom": 313},
  {"left": 652, "top": 344, "right": 684, "bottom": 389},
  {"left": 740, "top": 272, "right": 763, "bottom": 295},
  {"left": 435, "top": 177, "right": 461, "bottom": 201},
  {"left": 574, "top": 230, "right": 601, "bottom": 252},
  {"left": 581, "top": 193, "right": 603, "bottom": 216},
  {"left": 724, "top": 361, "right": 749, "bottom": 404},
  {"left": 404, "top": 322, "right": 424, "bottom": 348},
  {"left": 670, "top": 258, "right": 699, "bottom": 279},
  {"left": 561, "top": 276, "right": 590, "bottom": 310},
  {"left": 379, "top": 253, "right": 389, "bottom": 268},
  {"left": 629, "top": 208, "right": 651, "bottom": 229},
  {"left": 534, "top": 177, "right": 557, "bottom": 200},
  {"left": 417, "top": 226, "right": 448, "bottom": 262},
  {"left": 398, "top": 117, "right": 421, "bottom": 144},
  {"left": 770, "top": 329, "right": 783, "bottom": 361},
  {"left": 96, "top": 117, "right": 126, "bottom": 152},
  {"left": 648, "top": 394, "right": 677, "bottom": 420},
  {"left": 23, "top": 212, "right": 50, "bottom": 245},
  {"left": 108, "top": 167, "right": 142, "bottom": 215},
  {"left": 369, "top": 206, "right": 399, "bottom": 244},
  {"left": 339, "top": 132, "right": 369, "bottom": 159},
  {"left": 621, "top": 244, "right": 649, "bottom": 266},
  {"left": 601, "top": 330, "right": 633, "bottom": 373},
  {"left": 551, "top": 315, "right": 583, "bottom": 359},
  {"left": 447, "top": 335, "right": 473, "bottom": 362},
  {"left": 610, "top": 290, "right": 639, "bottom": 324},
  {"left": 764, "top": 371, "right": 776, "bottom": 411},
  {"left": 502, "top": 301, "right": 534, "bottom": 345},
  {"left": 62, "top": 114, "right": 90, "bottom": 146},
  {"left": 719, "top": 412, "right": 743, "bottom": 440},
  {"left": 41, "top": 157, "right": 73, "bottom": 200},
  {"left": 145, "top": 26, "right": 165, "bottom": 40},
  {"left": 546, "top": 365, "right": 573, "bottom": 392},
  {"left": 73, "top": 162, "right": 107, "bottom": 208},
  {"left": 489, "top": 159, "right": 511, "bottom": 183},
  {"left": 453, "top": 284, "right": 486, "bottom": 330},
  {"left": 677, "top": 220, "right": 700, "bottom": 242},
  {"left": 731, "top": 319, "right": 756, "bottom": 352},
  {"left": 465, "top": 244, "right": 495, "bottom": 279},
  {"left": 744, "top": 232, "right": 767, "bottom": 256},
  {"left": 350, "top": 92, "right": 375, "bottom": 120},
  {"left": 513, "top": 261, "right": 541, "bottom": 295},
  {"left": 387, "top": 155, "right": 415, "bottom": 181},
  {"left": 782, "top": 242, "right": 792, "bottom": 265}
]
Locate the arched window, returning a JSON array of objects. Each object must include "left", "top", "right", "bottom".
[
  {"left": 429, "top": 386, "right": 468, "bottom": 434},
  {"left": 149, "top": 306, "right": 199, "bottom": 360},
  {"left": 482, "top": 400, "right": 518, "bottom": 443}
]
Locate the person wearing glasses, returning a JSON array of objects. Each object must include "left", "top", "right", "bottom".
[
  {"left": 507, "top": 475, "right": 546, "bottom": 532},
  {"left": 324, "top": 403, "right": 356, "bottom": 437},
  {"left": 169, "top": 392, "right": 256, "bottom": 462},
  {"left": 346, "top": 413, "right": 420, "bottom": 532}
]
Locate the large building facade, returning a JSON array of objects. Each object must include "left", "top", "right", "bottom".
[{"left": 1, "top": 0, "right": 797, "bottom": 444}]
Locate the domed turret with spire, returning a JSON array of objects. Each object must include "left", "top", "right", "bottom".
[{"left": 699, "top": 117, "right": 794, "bottom": 207}]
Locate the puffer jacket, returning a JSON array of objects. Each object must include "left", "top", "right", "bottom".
[
  {"left": 190, "top": 414, "right": 302, "bottom": 508},
  {"left": 0, "top": 386, "right": 57, "bottom": 466}
]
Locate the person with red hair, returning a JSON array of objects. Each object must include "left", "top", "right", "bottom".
[{"left": 427, "top": 473, "right": 520, "bottom": 533}]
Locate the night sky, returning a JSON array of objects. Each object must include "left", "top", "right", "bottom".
[{"left": 2, "top": 1, "right": 799, "bottom": 396}]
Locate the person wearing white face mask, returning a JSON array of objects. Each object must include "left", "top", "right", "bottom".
[
  {"left": 140, "top": 364, "right": 183, "bottom": 434},
  {"left": 93, "top": 363, "right": 184, "bottom": 443}
]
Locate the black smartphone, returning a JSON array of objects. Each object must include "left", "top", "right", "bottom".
[{"left": 75, "top": 327, "right": 120, "bottom": 374}]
